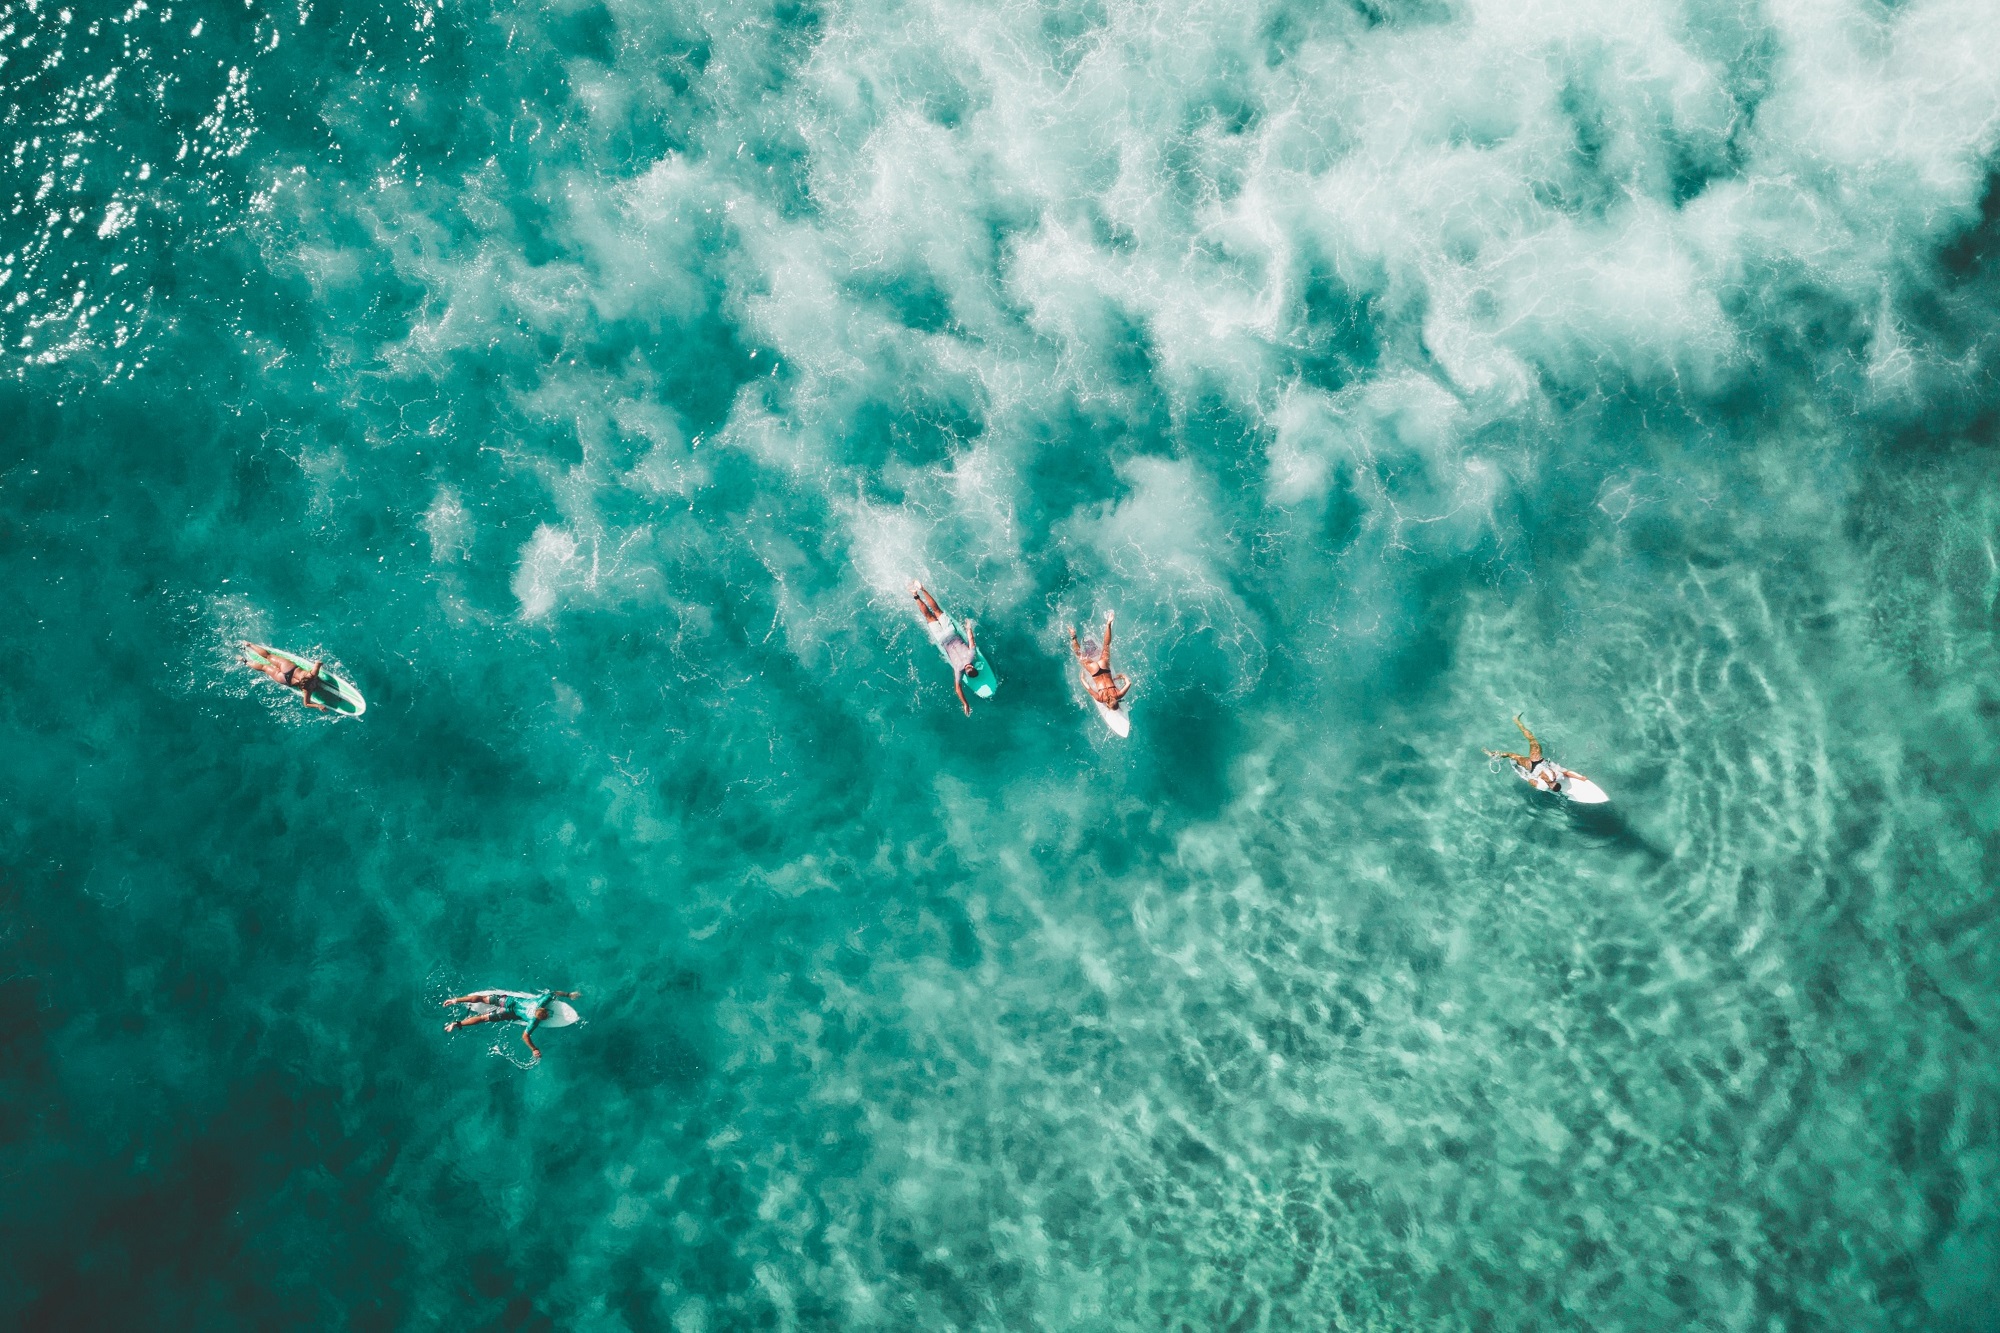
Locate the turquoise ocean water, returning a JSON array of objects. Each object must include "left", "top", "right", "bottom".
[{"left": 5, "top": 0, "right": 2000, "bottom": 1327}]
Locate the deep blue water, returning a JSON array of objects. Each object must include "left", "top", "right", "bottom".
[{"left": 5, "top": 0, "right": 2000, "bottom": 1328}]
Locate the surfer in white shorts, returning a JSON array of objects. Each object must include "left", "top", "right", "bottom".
[
  {"left": 1485, "top": 715, "right": 1583, "bottom": 793},
  {"left": 911, "top": 582, "right": 983, "bottom": 716},
  {"left": 443, "top": 988, "right": 581, "bottom": 1061},
  {"left": 1069, "top": 612, "right": 1131, "bottom": 712},
  {"left": 241, "top": 642, "right": 339, "bottom": 711}
]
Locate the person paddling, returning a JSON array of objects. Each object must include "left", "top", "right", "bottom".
[
  {"left": 1485, "top": 715, "right": 1585, "bottom": 793},
  {"left": 242, "top": 642, "right": 339, "bottom": 711},
  {"left": 1069, "top": 612, "right": 1131, "bottom": 712},
  {"left": 443, "top": 989, "right": 581, "bottom": 1062},
  {"left": 911, "top": 581, "right": 983, "bottom": 716}
]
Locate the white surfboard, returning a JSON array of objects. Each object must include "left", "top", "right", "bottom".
[
  {"left": 1559, "top": 774, "right": 1610, "bottom": 804},
  {"left": 1093, "top": 696, "right": 1131, "bottom": 737},
  {"left": 1507, "top": 763, "right": 1610, "bottom": 804}
]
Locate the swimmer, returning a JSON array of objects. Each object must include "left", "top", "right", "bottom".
[
  {"left": 242, "top": 642, "right": 338, "bottom": 711},
  {"left": 1069, "top": 612, "right": 1131, "bottom": 711},
  {"left": 443, "top": 989, "right": 581, "bottom": 1062},
  {"left": 1485, "top": 715, "right": 1585, "bottom": 793},
  {"left": 911, "top": 581, "right": 982, "bottom": 716}
]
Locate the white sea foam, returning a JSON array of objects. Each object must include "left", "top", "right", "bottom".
[
  {"left": 512, "top": 524, "right": 582, "bottom": 620},
  {"left": 421, "top": 486, "right": 473, "bottom": 563},
  {"left": 459, "top": 0, "right": 2000, "bottom": 661}
]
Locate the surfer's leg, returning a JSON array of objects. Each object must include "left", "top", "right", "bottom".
[
  {"left": 1486, "top": 750, "right": 1531, "bottom": 767},
  {"left": 1513, "top": 715, "right": 1541, "bottom": 763},
  {"left": 446, "top": 1012, "right": 506, "bottom": 1033}
]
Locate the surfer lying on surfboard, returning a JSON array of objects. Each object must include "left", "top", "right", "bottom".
[
  {"left": 1070, "top": 612, "right": 1131, "bottom": 712},
  {"left": 443, "top": 989, "right": 581, "bottom": 1062},
  {"left": 242, "top": 642, "right": 340, "bottom": 711},
  {"left": 1486, "top": 715, "right": 1597, "bottom": 797},
  {"left": 911, "top": 581, "right": 984, "bottom": 716}
]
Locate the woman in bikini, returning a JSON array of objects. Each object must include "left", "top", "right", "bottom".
[
  {"left": 242, "top": 642, "right": 339, "bottom": 711},
  {"left": 1485, "top": 715, "right": 1584, "bottom": 792},
  {"left": 1069, "top": 612, "right": 1131, "bottom": 711}
]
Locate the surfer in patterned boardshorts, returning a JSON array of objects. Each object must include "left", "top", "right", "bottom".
[
  {"left": 911, "top": 582, "right": 983, "bottom": 716},
  {"left": 443, "top": 989, "right": 582, "bottom": 1062}
]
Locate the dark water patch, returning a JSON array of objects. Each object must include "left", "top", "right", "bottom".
[
  {"left": 1038, "top": 0, "right": 1111, "bottom": 79},
  {"left": 845, "top": 265, "right": 958, "bottom": 336},
  {"left": 1293, "top": 262, "right": 1385, "bottom": 394},
  {"left": 1353, "top": 0, "right": 1458, "bottom": 28},
  {"left": 551, "top": 1, "right": 619, "bottom": 64},
  {"left": 1938, "top": 167, "right": 2000, "bottom": 279}
]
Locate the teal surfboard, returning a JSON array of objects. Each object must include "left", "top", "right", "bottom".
[
  {"left": 927, "top": 606, "right": 997, "bottom": 699},
  {"left": 243, "top": 644, "right": 367, "bottom": 716}
]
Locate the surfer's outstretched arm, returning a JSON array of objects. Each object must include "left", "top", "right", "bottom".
[
  {"left": 953, "top": 671, "right": 971, "bottom": 716},
  {"left": 521, "top": 1028, "right": 542, "bottom": 1059},
  {"left": 1512, "top": 715, "right": 1542, "bottom": 763}
]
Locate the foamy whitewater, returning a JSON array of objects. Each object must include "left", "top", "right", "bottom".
[{"left": 4, "top": 0, "right": 2000, "bottom": 1327}]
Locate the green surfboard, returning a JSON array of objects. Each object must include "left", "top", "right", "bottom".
[{"left": 244, "top": 644, "right": 367, "bottom": 716}]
